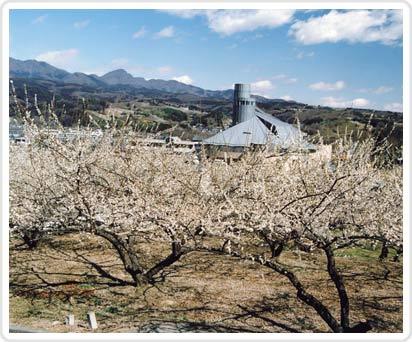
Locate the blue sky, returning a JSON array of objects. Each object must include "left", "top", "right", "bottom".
[{"left": 10, "top": 9, "right": 403, "bottom": 112}]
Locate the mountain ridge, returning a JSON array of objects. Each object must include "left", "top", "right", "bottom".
[{"left": 9, "top": 57, "right": 237, "bottom": 99}]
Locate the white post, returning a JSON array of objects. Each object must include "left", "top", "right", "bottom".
[
  {"left": 65, "top": 314, "right": 75, "bottom": 326},
  {"left": 87, "top": 311, "right": 98, "bottom": 330}
]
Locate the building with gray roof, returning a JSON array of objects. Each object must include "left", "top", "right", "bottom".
[{"left": 203, "top": 83, "right": 314, "bottom": 150}]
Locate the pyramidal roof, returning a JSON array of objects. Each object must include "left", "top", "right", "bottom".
[
  {"left": 203, "top": 116, "right": 272, "bottom": 147},
  {"left": 204, "top": 106, "right": 312, "bottom": 149}
]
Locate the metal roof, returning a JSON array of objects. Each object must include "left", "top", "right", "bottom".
[
  {"left": 203, "top": 106, "right": 314, "bottom": 149},
  {"left": 203, "top": 116, "right": 275, "bottom": 147}
]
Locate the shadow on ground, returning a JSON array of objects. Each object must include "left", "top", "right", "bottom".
[{"left": 9, "top": 234, "right": 403, "bottom": 333}]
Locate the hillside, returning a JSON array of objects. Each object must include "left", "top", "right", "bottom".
[
  {"left": 9, "top": 57, "right": 402, "bottom": 155},
  {"left": 10, "top": 58, "right": 233, "bottom": 99},
  {"left": 259, "top": 103, "right": 402, "bottom": 146}
]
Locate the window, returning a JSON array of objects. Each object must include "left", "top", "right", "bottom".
[{"left": 258, "top": 117, "right": 277, "bottom": 135}]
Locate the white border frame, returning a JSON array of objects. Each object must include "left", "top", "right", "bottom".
[{"left": 1, "top": 2, "right": 411, "bottom": 341}]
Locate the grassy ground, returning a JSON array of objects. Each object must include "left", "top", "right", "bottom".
[{"left": 9, "top": 234, "right": 403, "bottom": 333}]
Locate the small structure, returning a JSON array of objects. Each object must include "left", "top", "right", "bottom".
[
  {"left": 65, "top": 314, "right": 75, "bottom": 326},
  {"left": 87, "top": 311, "right": 98, "bottom": 330},
  {"left": 203, "top": 83, "right": 314, "bottom": 151},
  {"left": 9, "top": 121, "right": 25, "bottom": 143},
  {"left": 135, "top": 135, "right": 199, "bottom": 153}
]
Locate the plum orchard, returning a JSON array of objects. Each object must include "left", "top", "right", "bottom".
[
  {"left": 10, "top": 122, "right": 402, "bottom": 333},
  {"left": 198, "top": 138, "right": 402, "bottom": 332},
  {"left": 10, "top": 124, "right": 211, "bottom": 285}
]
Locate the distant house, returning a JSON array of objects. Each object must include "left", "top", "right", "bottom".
[{"left": 9, "top": 121, "right": 25, "bottom": 143}]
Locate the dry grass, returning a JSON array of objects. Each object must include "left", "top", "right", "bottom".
[{"left": 9, "top": 234, "right": 403, "bottom": 333}]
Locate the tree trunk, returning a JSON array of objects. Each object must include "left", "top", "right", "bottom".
[
  {"left": 21, "top": 229, "right": 41, "bottom": 249},
  {"left": 393, "top": 254, "right": 399, "bottom": 262},
  {"left": 144, "top": 241, "right": 186, "bottom": 282},
  {"left": 94, "top": 230, "right": 188, "bottom": 286},
  {"left": 265, "top": 256, "right": 372, "bottom": 333},
  {"left": 94, "top": 229, "right": 144, "bottom": 285},
  {"left": 201, "top": 245, "right": 372, "bottom": 333},
  {"left": 379, "top": 242, "right": 389, "bottom": 261},
  {"left": 393, "top": 245, "right": 402, "bottom": 262},
  {"left": 265, "top": 260, "right": 343, "bottom": 332},
  {"left": 22, "top": 235, "right": 39, "bottom": 249},
  {"left": 270, "top": 241, "right": 284, "bottom": 258},
  {"left": 260, "top": 233, "right": 284, "bottom": 258},
  {"left": 343, "top": 321, "right": 372, "bottom": 333},
  {"left": 323, "top": 245, "right": 350, "bottom": 330}
]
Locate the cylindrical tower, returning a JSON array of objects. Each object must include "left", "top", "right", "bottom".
[{"left": 232, "top": 83, "right": 256, "bottom": 125}]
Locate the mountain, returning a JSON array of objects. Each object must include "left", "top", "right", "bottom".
[
  {"left": 99, "top": 68, "right": 234, "bottom": 98},
  {"left": 10, "top": 57, "right": 70, "bottom": 81},
  {"left": 9, "top": 57, "right": 233, "bottom": 99},
  {"left": 100, "top": 69, "right": 141, "bottom": 86},
  {"left": 62, "top": 72, "right": 106, "bottom": 87},
  {"left": 9, "top": 58, "right": 288, "bottom": 102}
]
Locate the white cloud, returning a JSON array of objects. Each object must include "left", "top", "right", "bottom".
[
  {"left": 322, "top": 96, "right": 370, "bottom": 108},
  {"left": 173, "top": 75, "right": 193, "bottom": 85},
  {"left": 273, "top": 74, "right": 298, "bottom": 84},
  {"left": 132, "top": 26, "right": 147, "bottom": 39},
  {"left": 73, "top": 20, "right": 90, "bottom": 29},
  {"left": 384, "top": 102, "right": 403, "bottom": 112},
  {"left": 32, "top": 15, "right": 47, "bottom": 24},
  {"left": 36, "top": 48, "right": 79, "bottom": 70},
  {"left": 280, "top": 95, "right": 293, "bottom": 101},
  {"left": 252, "top": 80, "right": 273, "bottom": 90},
  {"left": 154, "top": 26, "right": 175, "bottom": 39},
  {"left": 289, "top": 9, "right": 402, "bottom": 45},
  {"left": 208, "top": 10, "right": 295, "bottom": 36},
  {"left": 352, "top": 98, "right": 370, "bottom": 107},
  {"left": 162, "top": 9, "right": 295, "bottom": 36},
  {"left": 251, "top": 80, "right": 274, "bottom": 97},
  {"left": 309, "top": 80, "right": 345, "bottom": 91},
  {"left": 374, "top": 86, "right": 393, "bottom": 94}
]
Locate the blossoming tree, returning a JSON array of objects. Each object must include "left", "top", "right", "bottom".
[
  {"left": 197, "top": 139, "right": 402, "bottom": 332},
  {"left": 9, "top": 85, "right": 402, "bottom": 332}
]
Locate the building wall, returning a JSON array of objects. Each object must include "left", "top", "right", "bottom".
[{"left": 232, "top": 83, "right": 256, "bottom": 125}]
